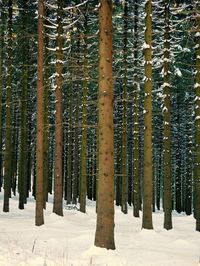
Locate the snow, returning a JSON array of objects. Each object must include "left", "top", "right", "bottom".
[
  {"left": 0, "top": 195, "right": 200, "bottom": 266},
  {"left": 195, "top": 83, "right": 200, "bottom": 89},
  {"left": 142, "top": 42, "right": 150, "bottom": 49},
  {"left": 175, "top": 67, "right": 182, "bottom": 77},
  {"left": 161, "top": 82, "right": 171, "bottom": 88}
]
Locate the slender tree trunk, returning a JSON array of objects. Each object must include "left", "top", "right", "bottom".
[
  {"left": 53, "top": 0, "right": 64, "bottom": 217},
  {"left": 11, "top": 107, "right": 18, "bottom": 197},
  {"left": 0, "top": 0, "right": 5, "bottom": 192},
  {"left": 80, "top": 11, "right": 88, "bottom": 213},
  {"left": 35, "top": 0, "right": 44, "bottom": 226},
  {"left": 142, "top": 0, "right": 153, "bottom": 229},
  {"left": 156, "top": 150, "right": 162, "bottom": 210},
  {"left": 94, "top": 0, "right": 115, "bottom": 250},
  {"left": 18, "top": 2, "right": 29, "bottom": 209},
  {"left": 43, "top": 7, "right": 50, "bottom": 209},
  {"left": 66, "top": 81, "right": 73, "bottom": 204},
  {"left": 133, "top": 0, "right": 140, "bottom": 218},
  {"left": 163, "top": 1, "right": 172, "bottom": 230},
  {"left": 185, "top": 113, "right": 192, "bottom": 215},
  {"left": 3, "top": 0, "right": 13, "bottom": 213},
  {"left": 121, "top": 0, "right": 128, "bottom": 214},
  {"left": 175, "top": 96, "right": 182, "bottom": 213},
  {"left": 194, "top": 4, "right": 200, "bottom": 231}
]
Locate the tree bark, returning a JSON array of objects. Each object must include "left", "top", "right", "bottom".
[
  {"left": 121, "top": 0, "right": 128, "bottom": 215},
  {"left": 3, "top": 0, "right": 13, "bottom": 213},
  {"left": 94, "top": 0, "right": 115, "bottom": 250},
  {"left": 163, "top": 0, "right": 172, "bottom": 230},
  {"left": 80, "top": 11, "right": 88, "bottom": 213},
  {"left": 53, "top": 0, "right": 64, "bottom": 217},
  {"left": 35, "top": 0, "right": 44, "bottom": 226},
  {"left": 142, "top": 0, "right": 153, "bottom": 230},
  {"left": 194, "top": 3, "right": 200, "bottom": 231},
  {"left": 133, "top": 0, "right": 140, "bottom": 218}
]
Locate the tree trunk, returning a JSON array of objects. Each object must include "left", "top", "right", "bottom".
[
  {"left": 35, "top": 0, "right": 44, "bottom": 226},
  {"left": 3, "top": 0, "right": 13, "bottom": 213},
  {"left": 142, "top": 0, "right": 153, "bottom": 230},
  {"left": 133, "top": 0, "right": 140, "bottom": 218},
  {"left": 121, "top": 0, "right": 128, "bottom": 215},
  {"left": 53, "top": 0, "right": 64, "bottom": 217},
  {"left": 194, "top": 4, "right": 200, "bottom": 231},
  {"left": 163, "top": 1, "right": 172, "bottom": 230},
  {"left": 80, "top": 10, "right": 88, "bottom": 213},
  {"left": 0, "top": 0, "right": 5, "bottom": 192},
  {"left": 18, "top": 1, "right": 29, "bottom": 209},
  {"left": 94, "top": 0, "right": 115, "bottom": 250}
]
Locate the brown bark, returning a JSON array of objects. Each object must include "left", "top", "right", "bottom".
[
  {"left": 194, "top": 4, "right": 200, "bottom": 232},
  {"left": 3, "top": 0, "right": 13, "bottom": 213},
  {"left": 35, "top": 0, "right": 44, "bottom": 226},
  {"left": 163, "top": 1, "right": 172, "bottom": 230},
  {"left": 53, "top": 0, "right": 64, "bottom": 217},
  {"left": 121, "top": 0, "right": 128, "bottom": 214},
  {"left": 94, "top": 0, "right": 115, "bottom": 250},
  {"left": 133, "top": 0, "right": 140, "bottom": 218},
  {"left": 142, "top": 0, "right": 153, "bottom": 230}
]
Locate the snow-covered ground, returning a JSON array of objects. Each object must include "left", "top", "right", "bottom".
[{"left": 0, "top": 194, "right": 199, "bottom": 266}]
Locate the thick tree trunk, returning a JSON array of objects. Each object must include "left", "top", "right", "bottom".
[{"left": 94, "top": 0, "right": 115, "bottom": 250}]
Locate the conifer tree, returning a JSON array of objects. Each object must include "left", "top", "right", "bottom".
[
  {"left": 121, "top": 0, "right": 128, "bottom": 214},
  {"left": 18, "top": 0, "right": 29, "bottom": 210},
  {"left": 194, "top": 2, "right": 200, "bottom": 231},
  {"left": 53, "top": 0, "right": 64, "bottom": 217},
  {"left": 35, "top": 0, "right": 44, "bottom": 226},
  {"left": 0, "top": 0, "right": 6, "bottom": 191},
  {"left": 163, "top": 0, "right": 172, "bottom": 230},
  {"left": 3, "top": 0, "right": 13, "bottom": 213},
  {"left": 133, "top": 0, "right": 140, "bottom": 218},
  {"left": 80, "top": 7, "right": 89, "bottom": 213},
  {"left": 94, "top": 0, "right": 115, "bottom": 250},
  {"left": 142, "top": 0, "right": 153, "bottom": 229}
]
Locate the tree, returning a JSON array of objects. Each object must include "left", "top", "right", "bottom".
[
  {"left": 94, "top": 0, "right": 115, "bottom": 250},
  {"left": 53, "top": 0, "right": 64, "bottom": 217},
  {"left": 80, "top": 6, "right": 89, "bottom": 213},
  {"left": 18, "top": 0, "right": 29, "bottom": 210},
  {"left": 43, "top": 6, "right": 51, "bottom": 209},
  {"left": 121, "top": 0, "right": 128, "bottom": 214},
  {"left": 0, "top": 0, "right": 6, "bottom": 192},
  {"left": 3, "top": 0, "right": 13, "bottom": 213},
  {"left": 194, "top": 2, "right": 200, "bottom": 231},
  {"left": 133, "top": 0, "right": 140, "bottom": 218},
  {"left": 35, "top": 0, "right": 44, "bottom": 226},
  {"left": 142, "top": 0, "right": 153, "bottom": 230},
  {"left": 163, "top": 0, "right": 172, "bottom": 230}
]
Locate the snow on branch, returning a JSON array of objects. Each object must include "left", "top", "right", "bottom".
[
  {"left": 63, "top": 0, "right": 88, "bottom": 11},
  {"left": 142, "top": 42, "right": 150, "bottom": 49}
]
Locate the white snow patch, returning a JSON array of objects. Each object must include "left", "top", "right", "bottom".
[
  {"left": 0, "top": 195, "right": 199, "bottom": 266},
  {"left": 142, "top": 42, "right": 150, "bottom": 49},
  {"left": 175, "top": 67, "right": 182, "bottom": 77}
]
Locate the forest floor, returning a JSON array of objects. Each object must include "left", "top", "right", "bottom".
[{"left": 0, "top": 194, "right": 199, "bottom": 266}]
